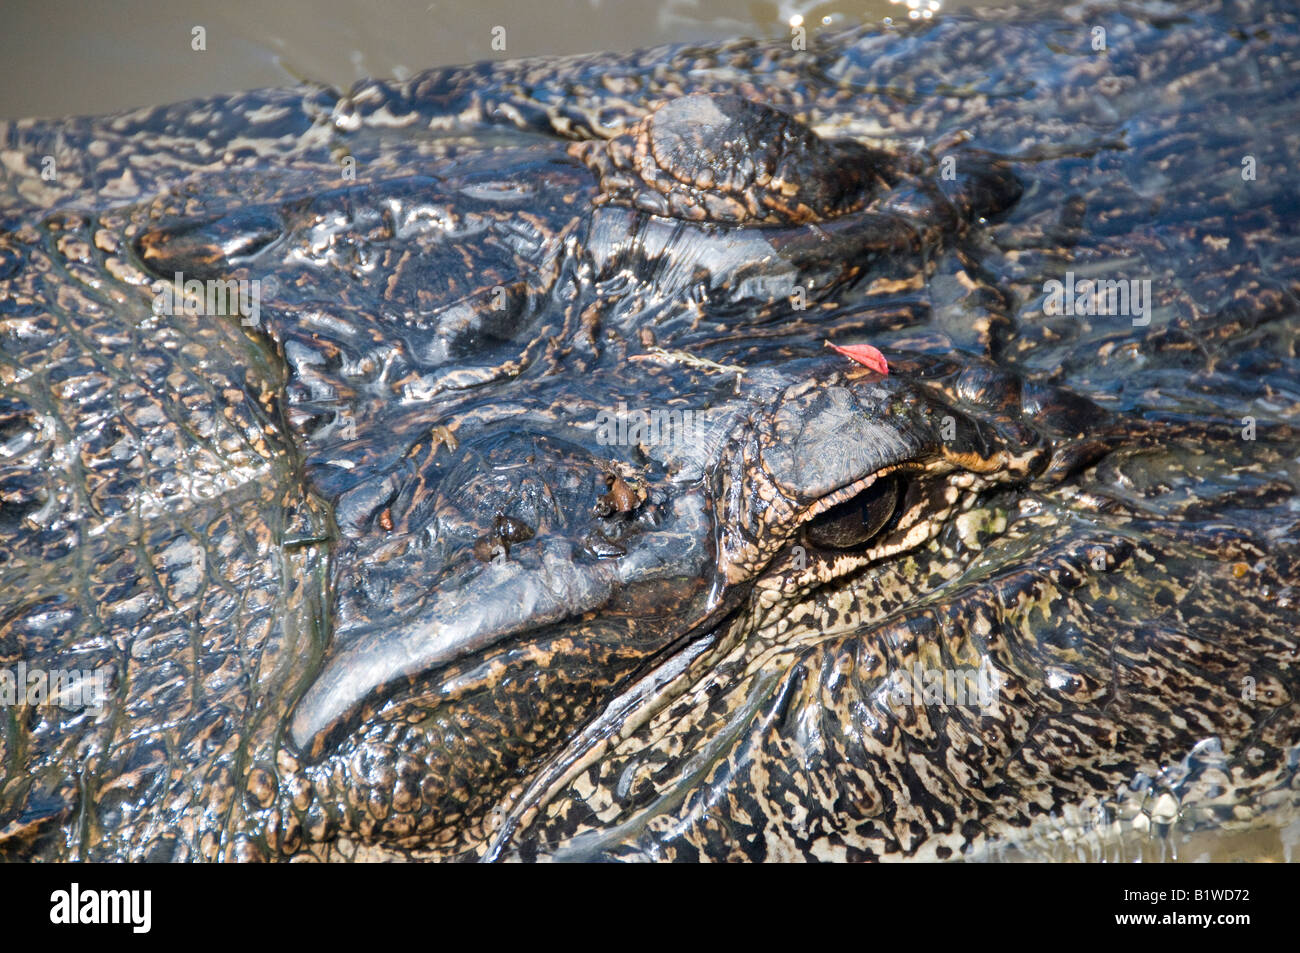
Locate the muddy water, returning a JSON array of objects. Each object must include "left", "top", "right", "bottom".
[{"left": 1, "top": 0, "right": 981, "bottom": 119}]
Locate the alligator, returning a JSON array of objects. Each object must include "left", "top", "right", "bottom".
[{"left": 1, "top": 0, "right": 1299, "bottom": 862}]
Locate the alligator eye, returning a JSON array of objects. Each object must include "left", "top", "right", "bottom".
[{"left": 803, "top": 474, "right": 900, "bottom": 550}]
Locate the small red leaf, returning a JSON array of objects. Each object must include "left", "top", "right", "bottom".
[{"left": 825, "top": 340, "right": 889, "bottom": 376}]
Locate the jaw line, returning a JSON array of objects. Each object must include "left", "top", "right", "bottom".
[{"left": 289, "top": 538, "right": 618, "bottom": 757}]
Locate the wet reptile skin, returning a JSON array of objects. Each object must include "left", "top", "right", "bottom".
[{"left": 1, "top": 0, "right": 1299, "bottom": 861}]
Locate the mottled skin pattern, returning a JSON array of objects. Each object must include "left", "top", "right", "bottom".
[{"left": 1, "top": 0, "right": 1299, "bottom": 862}]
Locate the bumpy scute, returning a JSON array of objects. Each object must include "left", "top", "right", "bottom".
[
  {"left": 574, "top": 93, "right": 893, "bottom": 225},
  {"left": 0, "top": 0, "right": 1298, "bottom": 864}
]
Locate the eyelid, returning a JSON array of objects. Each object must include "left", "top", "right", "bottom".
[{"left": 795, "top": 462, "right": 917, "bottom": 524}]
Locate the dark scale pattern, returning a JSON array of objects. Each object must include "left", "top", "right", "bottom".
[
  {"left": 1, "top": 0, "right": 1299, "bottom": 861},
  {"left": 0, "top": 203, "right": 330, "bottom": 859},
  {"left": 572, "top": 94, "right": 891, "bottom": 226}
]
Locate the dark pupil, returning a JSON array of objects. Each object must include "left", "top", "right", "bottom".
[{"left": 804, "top": 475, "right": 900, "bottom": 550}]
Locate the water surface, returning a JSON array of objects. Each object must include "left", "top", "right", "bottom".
[{"left": 1, "top": 0, "right": 979, "bottom": 118}]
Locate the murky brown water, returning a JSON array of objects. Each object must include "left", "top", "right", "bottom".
[{"left": 1, "top": 0, "right": 982, "bottom": 119}]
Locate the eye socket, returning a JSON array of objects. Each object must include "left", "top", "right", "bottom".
[{"left": 803, "top": 474, "right": 901, "bottom": 550}]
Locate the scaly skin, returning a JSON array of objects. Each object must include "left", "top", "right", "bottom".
[{"left": 1, "top": 0, "right": 1298, "bottom": 861}]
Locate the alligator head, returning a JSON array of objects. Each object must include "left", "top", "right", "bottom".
[
  {"left": 283, "top": 354, "right": 1059, "bottom": 858},
  {"left": 127, "top": 88, "right": 1082, "bottom": 858},
  {"left": 5, "top": 0, "right": 1299, "bottom": 863}
]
